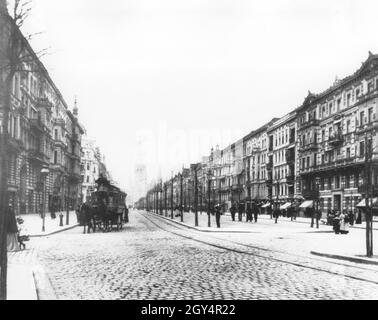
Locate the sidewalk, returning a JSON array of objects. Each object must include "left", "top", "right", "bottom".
[
  {"left": 19, "top": 211, "right": 79, "bottom": 237},
  {"left": 6, "top": 211, "right": 78, "bottom": 300},
  {"left": 147, "top": 210, "right": 378, "bottom": 266}
]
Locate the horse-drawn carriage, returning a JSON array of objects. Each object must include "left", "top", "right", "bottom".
[{"left": 79, "top": 176, "right": 128, "bottom": 233}]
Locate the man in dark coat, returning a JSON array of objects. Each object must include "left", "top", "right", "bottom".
[
  {"left": 230, "top": 204, "right": 236, "bottom": 221},
  {"left": 237, "top": 202, "right": 244, "bottom": 222},
  {"left": 253, "top": 204, "right": 259, "bottom": 223},
  {"left": 273, "top": 205, "right": 280, "bottom": 224},
  {"left": 246, "top": 204, "right": 252, "bottom": 222},
  {"left": 215, "top": 205, "right": 221, "bottom": 228}
]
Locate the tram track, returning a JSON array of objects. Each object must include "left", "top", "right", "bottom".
[{"left": 140, "top": 211, "right": 378, "bottom": 286}]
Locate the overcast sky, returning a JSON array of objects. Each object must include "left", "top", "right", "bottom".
[{"left": 14, "top": 0, "right": 378, "bottom": 201}]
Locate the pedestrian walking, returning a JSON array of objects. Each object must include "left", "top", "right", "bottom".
[
  {"left": 215, "top": 204, "right": 221, "bottom": 228},
  {"left": 356, "top": 209, "right": 362, "bottom": 224},
  {"left": 246, "top": 204, "right": 252, "bottom": 222},
  {"left": 311, "top": 207, "right": 321, "bottom": 228},
  {"left": 348, "top": 210, "right": 355, "bottom": 226},
  {"left": 16, "top": 217, "right": 28, "bottom": 250},
  {"left": 333, "top": 212, "right": 341, "bottom": 234},
  {"left": 273, "top": 205, "right": 280, "bottom": 224},
  {"left": 268, "top": 205, "right": 273, "bottom": 219},
  {"left": 253, "top": 204, "right": 259, "bottom": 223},
  {"left": 230, "top": 204, "right": 236, "bottom": 221},
  {"left": 339, "top": 211, "right": 350, "bottom": 234},
  {"left": 7, "top": 205, "right": 20, "bottom": 252},
  {"left": 238, "top": 202, "right": 244, "bottom": 222}
]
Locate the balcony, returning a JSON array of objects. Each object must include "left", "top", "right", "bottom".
[
  {"left": 357, "top": 184, "right": 378, "bottom": 196},
  {"left": 53, "top": 118, "right": 65, "bottom": 128},
  {"left": 29, "top": 150, "right": 49, "bottom": 165},
  {"left": 30, "top": 118, "right": 46, "bottom": 134},
  {"left": 231, "top": 184, "right": 243, "bottom": 191},
  {"left": 299, "top": 119, "right": 319, "bottom": 130},
  {"left": 302, "top": 189, "right": 319, "bottom": 199},
  {"left": 299, "top": 142, "right": 318, "bottom": 152},
  {"left": 68, "top": 172, "right": 82, "bottom": 184},
  {"left": 328, "top": 132, "right": 343, "bottom": 146},
  {"left": 36, "top": 97, "right": 53, "bottom": 111},
  {"left": 53, "top": 138, "right": 66, "bottom": 148},
  {"left": 7, "top": 137, "right": 24, "bottom": 152},
  {"left": 355, "top": 121, "right": 378, "bottom": 135},
  {"left": 285, "top": 150, "right": 295, "bottom": 164},
  {"left": 286, "top": 174, "right": 295, "bottom": 186}
]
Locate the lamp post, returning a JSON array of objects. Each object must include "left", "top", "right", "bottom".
[
  {"left": 180, "top": 172, "right": 183, "bottom": 222},
  {"left": 194, "top": 165, "right": 199, "bottom": 227},
  {"left": 207, "top": 169, "right": 212, "bottom": 228},
  {"left": 171, "top": 173, "right": 174, "bottom": 219},
  {"left": 66, "top": 176, "right": 70, "bottom": 225},
  {"left": 364, "top": 133, "right": 374, "bottom": 257},
  {"left": 312, "top": 177, "right": 320, "bottom": 229},
  {"left": 40, "top": 166, "right": 50, "bottom": 232},
  {"left": 164, "top": 182, "right": 168, "bottom": 217}
]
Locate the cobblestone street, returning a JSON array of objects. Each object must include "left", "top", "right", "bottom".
[{"left": 32, "top": 210, "right": 378, "bottom": 300}]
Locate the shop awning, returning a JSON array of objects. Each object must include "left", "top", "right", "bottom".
[
  {"left": 356, "top": 198, "right": 378, "bottom": 208},
  {"left": 261, "top": 203, "right": 271, "bottom": 208},
  {"left": 280, "top": 202, "right": 292, "bottom": 210},
  {"left": 299, "top": 200, "right": 313, "bottom": 209}
]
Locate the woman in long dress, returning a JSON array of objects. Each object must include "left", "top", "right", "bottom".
[
  {"left": 7, "top": 206, "right": 20, "bottom": 252},
  {"left": 339, "top": 211, "right": 349, "bottom": 235}
]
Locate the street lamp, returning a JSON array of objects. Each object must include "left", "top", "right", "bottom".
[
  {"left": 312, "top": 177, "right": 320, "bottom": 228},
  {"left": 40, "top": 166, "right": 50, "bottom": 232}
]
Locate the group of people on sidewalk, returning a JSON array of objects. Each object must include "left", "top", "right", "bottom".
[
  {"left": 230, "top": 202, "right": 259, "bottom": 223},
  {"left": 327, "top": 210, "right": 356, "bottom": 235}
]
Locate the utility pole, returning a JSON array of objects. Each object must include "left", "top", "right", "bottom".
[
  {"left": 171, "top": 175, "right": 174, "bottom": 219},
  {"left": 365, "top": 133, "right": 373, "bottom": 257},
  {"left": 180, "top": 172, "right": 183, "bottom": 222},
  {"left": 66, "top": 178, "right": 70, "bottom": 225},
  {"left": 207, "top": 170, "right": 211, "bottom": 228},
  {"left": 164, "top": 182, "right": 167, "bottom": 217},
  {"left": 194, "top": 165, "right": 198, "bottom": 227}
]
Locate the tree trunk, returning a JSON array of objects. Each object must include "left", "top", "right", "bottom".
[{"left": 0, "top": 70, "right": 14, "bottom": 300}]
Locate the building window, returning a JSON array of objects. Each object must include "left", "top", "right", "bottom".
[
  {"left": 360, "top": 111, "right": 365, "bottom": 126},
  {"left": 54, "top": 150, "right": 58, "bottom": 164},
  {"left": 360, "top": 141, "right": 365, "bottom": 157},
  {"left": 86, "top": 176, "right": 89, "bottom": 183},
  {"left": 87, "top": 163, "right": 90, "bottom": 170},
  {"left": 368, "top": 108, "right": 373, "bottom": 123},
  {"left": 345, "top": 175, "right": 350, "bottom": 189},
  {"left": 54, "top": 129, "right": 58, "bottom": 140},
  {"left": 346, "top": 93, "right": 351, "bottom": 107},
  {"left": 346, "top": 148, "right": 350, "bottom": 158},
  {"left": 335, "top": 176, "right": 340, "bottom": 189}
]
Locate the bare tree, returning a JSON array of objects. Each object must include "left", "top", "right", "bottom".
[{"left": 0, "top": 0, "right": 46, "bottom": 300}]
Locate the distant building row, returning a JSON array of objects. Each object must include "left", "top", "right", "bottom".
[{"left": 139, "top": 52, "right": 378, "bottom": 216}]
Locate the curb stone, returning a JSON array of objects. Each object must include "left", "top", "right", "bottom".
[
  {"left": 310, "top": 251, "right": 378, "bottom": 266},
  {"left": 33, "top": 265, "right": 57, "bottom": 300},
  {"left": 29, "top": 224, "right": 80, "bottom": 238}
]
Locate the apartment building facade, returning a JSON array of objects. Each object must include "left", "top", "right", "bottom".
[
  {"left": 298, "top": 52, "right": 378, "bottom": 215},
  {"left": 0, "top": 7, "right": 84, "bottom": 216}
]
